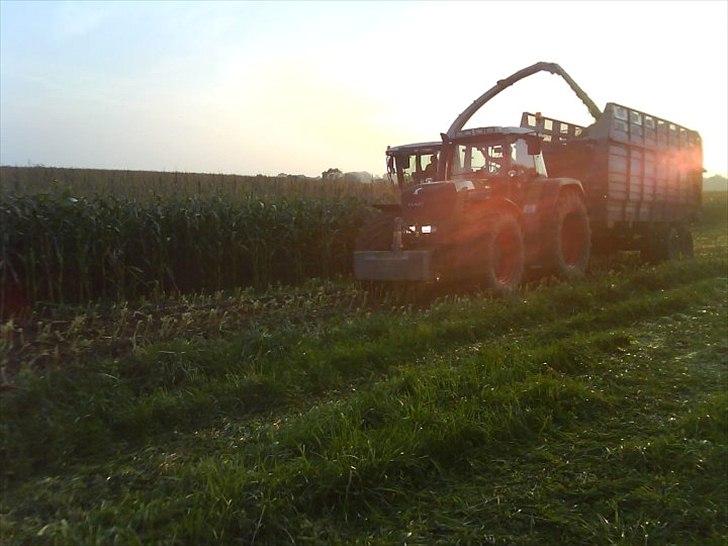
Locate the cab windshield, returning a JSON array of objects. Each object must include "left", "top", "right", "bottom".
[{"left": 451, "top": 142, "right": 507, "bottom": 179}]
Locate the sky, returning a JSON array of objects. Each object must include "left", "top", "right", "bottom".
[{"left": 1, "top": 0, "right": 726, "bottom": 177}]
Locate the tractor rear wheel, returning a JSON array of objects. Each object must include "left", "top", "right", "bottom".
[
  {"left": 546, "top": 191, "right": 591, "bottom": 279},
  {"left": 478, "top": 214, "right": 524, "bottom": 295},
  {"left": 355, "top": 212, "right": 395, "bottom": 251}
]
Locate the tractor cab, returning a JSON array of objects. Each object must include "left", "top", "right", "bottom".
[
  {"left": 436, "top": 126, "right": 549, "bottom": 206},
  {"left": 446, "top": 127, "right": 547, "bottom": 185}
]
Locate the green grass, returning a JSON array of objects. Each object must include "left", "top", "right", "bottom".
[
  {"left": 0, "top": 193, "right": 726, "bottom": 544},
  {"left": 2, "top": 277, "right": 724, "bottom": 544},
  {"left": 3, "top": 260, "right": 725, "bottom": 477}
]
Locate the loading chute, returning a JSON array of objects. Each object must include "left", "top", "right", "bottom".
[{"left": 446, "top": 62, "right": 602, "bottom": 138}]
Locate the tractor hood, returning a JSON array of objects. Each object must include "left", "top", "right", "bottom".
[{"left": 400, "top": 180, "right": 463, "bottom": 224}]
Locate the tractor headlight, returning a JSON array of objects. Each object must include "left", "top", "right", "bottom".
[{"left": 421, "top": 225, "right": 435, "bottom": 234}]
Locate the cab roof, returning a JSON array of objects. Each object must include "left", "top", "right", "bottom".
[
  {"left": 387, "top": 127, "right": 537, "bottom": 156},
  {"left": 453, "top": 126, "right": 536, "bottom": 140},
  {"left": 386, "top": 141, "right": 441, "bottom": 156}
]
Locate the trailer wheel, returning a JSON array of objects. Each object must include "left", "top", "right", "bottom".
[
  {"left": 547, "top": 191, "right": 591, "bottom": 279},
  {"left": 677, "top": 225, "right": 694, "bottom": 258},
  {"left": 479, "top": 214, "right": 524, "bottom": 295},
  {"left": 355, "top": 212, "right": 395, "bottom": 251},
  {"left": 642, "top": 225, "right": 681, "bottom": 262}
]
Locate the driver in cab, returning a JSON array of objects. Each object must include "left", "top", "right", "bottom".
[{"left": 422, "top": 155, "right": 438, "bottom": 181}]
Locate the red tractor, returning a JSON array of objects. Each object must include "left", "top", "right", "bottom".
[{"left": 354, "top": 62, "right": 702, "bottom": 293}]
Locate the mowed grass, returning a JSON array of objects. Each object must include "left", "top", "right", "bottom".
[{"left": 0, "top": 193, "right": 726, "bottom": 544}]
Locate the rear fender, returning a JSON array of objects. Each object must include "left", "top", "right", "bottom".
[
  {"left": 466, "top": 196, "right": 522, "bottom": 223},
  {"left": 523, "top": 178, "right": 583, "bottom": 224}
]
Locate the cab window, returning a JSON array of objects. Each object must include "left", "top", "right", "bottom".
[
  {"left": 453, "top": 144, "right": 505, "bottom": 178},
  {"left": 396, "top": 152, "right": 439, "bottom": 185},
  {"left": 511, "top": 138, "right": 547, "bottom": 177},
  {"left": 419, "top": 154, "right": 438, "bottom": 181},
  {"left": 511, "top": 139, "right": 534, "bottom": 170}
]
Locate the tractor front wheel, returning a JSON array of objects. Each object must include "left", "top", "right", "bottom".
[{"left": 479, "top": 214, "right": 525, "bottom": 295}]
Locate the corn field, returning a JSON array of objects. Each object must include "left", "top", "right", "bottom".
[
  {"left": 0, "top": 166, "right": 397, "bottom": 203},
  {"left": 0, "top": 191, "right": 379, "bottom": 314},
  {"left": 0, "top": 167, "right": 399, "bottom": 313}
]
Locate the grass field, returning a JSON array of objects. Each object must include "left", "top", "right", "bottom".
[{"left": 0, "top": 193, "right": 726, "bottom": 544}]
